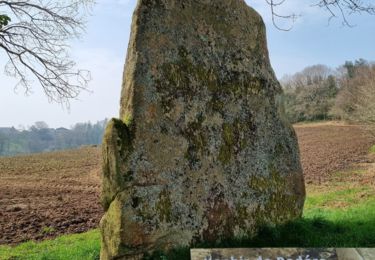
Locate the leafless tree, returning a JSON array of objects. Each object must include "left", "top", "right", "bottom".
[
  {"left": 266, "top": 0, "right": 375, "bottom": 30},
  {"left": 333, "top": 64, "right": 375, "bottom": 122},
  {"left": 0, "top": 0, "right": 94, "bottom": 104}
]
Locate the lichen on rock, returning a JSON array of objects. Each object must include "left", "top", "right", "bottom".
[{"left": 100, "top": 0, "right": 305, "bottom": 259}]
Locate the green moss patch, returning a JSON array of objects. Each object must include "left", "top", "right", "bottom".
[{"left": 156, "top": 189, "right": 172, "bottom": 222}]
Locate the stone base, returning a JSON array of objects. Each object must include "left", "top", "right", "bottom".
[{"left": 191, "top": 248, "right": 375, "bottom": 260}]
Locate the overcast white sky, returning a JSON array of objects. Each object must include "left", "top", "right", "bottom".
[{"left": 1, "top": 0, "right": 375, "bottom": 128}]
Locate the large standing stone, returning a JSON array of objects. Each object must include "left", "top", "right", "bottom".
[{"left": 100, "top": 0, "right": 305, "bottom": 259}]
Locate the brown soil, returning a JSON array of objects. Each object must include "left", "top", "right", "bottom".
[
  {"left": 0, "top": 147, "right": 102, "bottom": 245},
  {"left": 295, "top": 122, "right": 374, "bottom": 184},
  {"left": 0, "top": 123, "right": 374, "bottom": 245}
]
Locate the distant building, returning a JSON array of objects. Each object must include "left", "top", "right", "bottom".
[{"left": 56, "top": 127, "right": 69, "bottom": 132}]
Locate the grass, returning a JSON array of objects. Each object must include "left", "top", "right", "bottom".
[
  {"left": 1, "top": 167, "right": 374, "bottom": 260},
  {"left": 41, "top": 226, "right": 56, "bottom": 235},
  {"left": 0, "top": 230, "right": 100, "bottom": 260},
  {"left": 306, "top": 185, "right": 374, "bottom": 209},
  {"left": 370, "top": 144, "right": 375, "bottom": 154}
]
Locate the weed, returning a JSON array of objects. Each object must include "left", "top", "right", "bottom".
[{"left": 41, "top": 226, "right": 55, "bottom": 235}]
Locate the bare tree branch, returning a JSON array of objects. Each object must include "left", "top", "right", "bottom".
[
  {"left": 0, "top": 0, "right": 94, "bottom": 105},
  {"left": 265, "top": 0, "right": 375, "bottom": 30},
  {"left": 265, "top": 0, "right": 299, "bottom": 31}
]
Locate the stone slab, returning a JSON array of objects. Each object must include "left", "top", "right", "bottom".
[{"left": 191, "top": 248, "right": 375, "bottom": 260}]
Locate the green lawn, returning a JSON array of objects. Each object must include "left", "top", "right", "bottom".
[
  {"left": 1, "top": 168, "right": 374, "bottom": 260},
  {"left": 0, "top": 230, "right": 100, "bottom": 260}
]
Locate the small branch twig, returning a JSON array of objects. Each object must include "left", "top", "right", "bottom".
[{"left": 0, "top": 0, "right": 94, "bottom": 105}]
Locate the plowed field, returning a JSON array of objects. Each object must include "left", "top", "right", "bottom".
[
  {"left": 295, "top": 122, "right": 374, "bottom": 184},
  {"left": 0, "top": 122, "right": 374, "bottom": 245},
  {"left": 0, "top": 147, "right": 102, "bottom": 245}
]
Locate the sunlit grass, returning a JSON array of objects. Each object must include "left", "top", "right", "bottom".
[{"left": 0, "top": 230, "right": 100, "bottom": 260}]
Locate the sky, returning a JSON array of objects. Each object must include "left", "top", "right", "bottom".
[{"left": 1, "top": 0, "right": 375, "bottom": 128}]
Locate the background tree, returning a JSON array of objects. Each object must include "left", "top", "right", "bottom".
[
  {"left": 0, "top": 13, "right": 10, "bottom": 28},
  {"left": 0, "top": 0, "right": 93, "bottom": 104},
  {"left": 0, "top": 119, "right": 108, "bottom": 156},
  {"left": 33, "top": 121, "right": 49, "bottom": 130},
  {"left": 281, "top": 58, "right": 375, "bottom": 128},
  {"left": 331, "top": 61, "right": 375, "bottom": 124},
  {"left": 280, "top": 65, "right": 337, "bottom": 123},
  {"left": 0, "top": 132, "right": 6, "bottom": 156}
]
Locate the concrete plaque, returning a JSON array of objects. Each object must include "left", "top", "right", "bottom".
[{"left": 191, "top": 248, "right": 338, "bottom": 260}]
